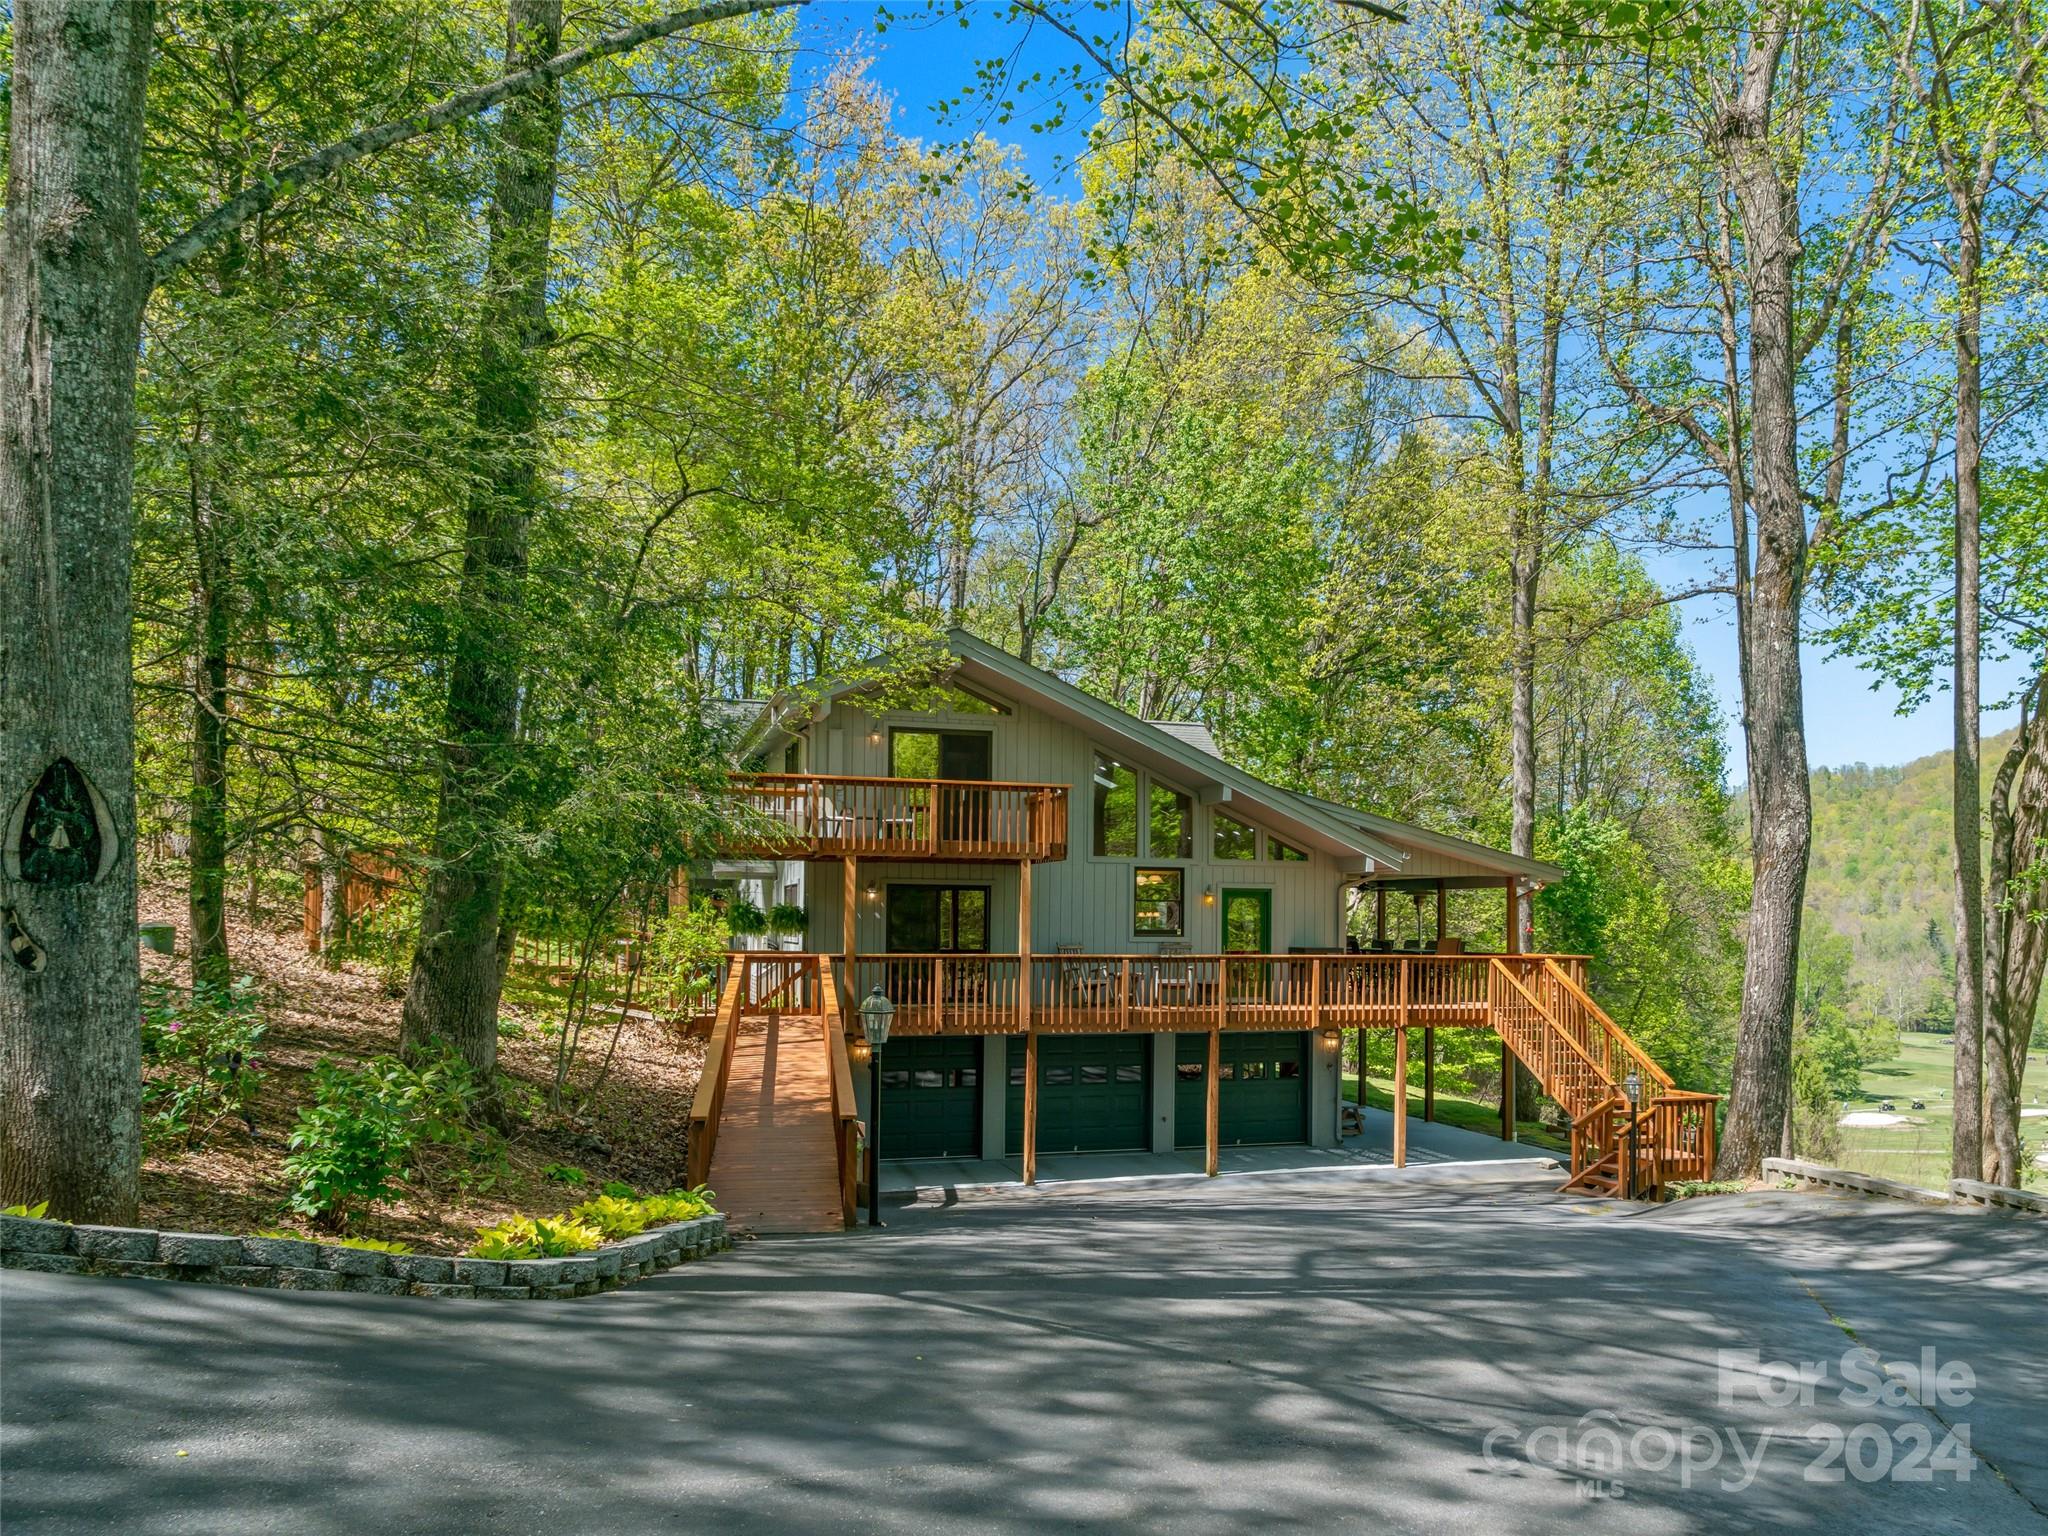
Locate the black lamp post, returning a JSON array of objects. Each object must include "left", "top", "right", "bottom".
[
  {"left": 859, "top": 986, "right": 895, "bottom": 1229},
  {"left": 1623, "top": 1070, "right": 1642, "bottom": 1200}
]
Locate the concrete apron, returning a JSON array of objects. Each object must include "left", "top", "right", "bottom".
[{"left": 880, "top": 1101, "right": 1561, "bottom": 1203}]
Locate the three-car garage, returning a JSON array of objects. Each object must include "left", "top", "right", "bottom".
[{"left": 880, "top": 1031, "right": 1311, "bottom": 1159}]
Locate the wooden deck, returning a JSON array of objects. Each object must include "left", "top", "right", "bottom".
[
  {"left": 845, "top": 951, "right": 1587, "bottom": 1036},
  {"left": 720, "top": 773, "right": 1069, "bottom": 862}
]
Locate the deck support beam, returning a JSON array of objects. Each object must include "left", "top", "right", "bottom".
[
  {"left": 1374, "top": 886, "right": 1387, "bottom": 946},
  {"left": 842, "top": 856, "right": 858, "bottom": 997},
  {"left": 1393, "top": 1026, "right": 1408, "bottom": 1167},
  {"left": 1205, "top": 1025, "right": 1220, "bottom": 1176},
  {"left": 1020, "top": 858, "right": 1035, "bottom": 1185},
  {"left": 1502, "top": 876, "right": 1520, "bottom": 1141},
  {"left": 1501, "top": 1035, "right": 1514, "bottom": 1141},
  {"left": 1435, "top": 880, "right": 1447, "bottom": 950}
]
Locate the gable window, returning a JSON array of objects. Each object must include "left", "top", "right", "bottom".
[
  {"left": 1148, "top": 784, "right": 1192, "bottom": 859},
  {"left": 1270, "top": 837, "right": 1308, "bottom": 862},
  {"left": 1093, "top": 753, "right": 1139, "bottom": 857},
  {"left": 1134, "top": 868, "right": 1185, "bottom": 936},
  {"left": 1213, "top": 811, "right": 1257, "bottom": 860}
]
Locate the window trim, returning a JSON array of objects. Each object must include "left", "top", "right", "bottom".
[{"left": 1132, "top": 866, "right": 1186, "bottom": 937}]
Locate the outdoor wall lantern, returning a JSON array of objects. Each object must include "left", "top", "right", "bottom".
[
  {"left": 1202, "top": 885, "right": 1215, "bottom": 906},
  {"left": 1319, "top": 1026, "right": 1341, "bottom": 1050},
  {"left": 859, "top": 987, "right": 896, "bottom": 1230}
]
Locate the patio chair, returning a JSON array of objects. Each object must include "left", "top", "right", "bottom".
[
  {"left": 1152, "top": 941, "right": 1202, "bottom": 1011},
  {"left": 1056, "top": 943, "right": 1116, "bottom": 1008}
]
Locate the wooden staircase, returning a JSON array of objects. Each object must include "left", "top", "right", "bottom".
[
  {"left": 1487, "top": 957, "right": 1719, "bottom": 1199},
  {"left": 687, "top": 957, "right": 860, "bottom": 1235}
]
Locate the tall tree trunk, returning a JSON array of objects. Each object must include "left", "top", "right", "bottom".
[
  {"left": 316, "top": 821, "right": 351, "bottom": 966},
  {"left": 398, "top": 0, "right": 565, "bottom": 1080},
  {"left": 1949, "top": 203, "right": 1985, "bottom": 1180},
  {"left": 1985, "top": 671, "right": 2047, "bottom": 1186},
  {"left": 0, "top": 0, "right": 155, "bottom": 1221},
  {"left": 1715, "top": 12, "right": 1812, "bottom": 1179},
  {"left": 188, "top": 470, "right": 233, "bottom": 990}
]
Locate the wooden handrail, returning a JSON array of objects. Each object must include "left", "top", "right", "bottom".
[
  {"left": 1488, "top": 958, "right": 1613, "bottom": 1086},
  {"left": 821, "top": 960, "right": 859, "bottom": 1229},
  {"left": 1536, "top": 958, "right": 1674, "bottom": 1091},
  {"left": 684, "top": 957, "right": 746, "bottom": 1190}
]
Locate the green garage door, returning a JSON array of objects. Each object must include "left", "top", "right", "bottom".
[
  {"left": 1005, "top": 1034, "right": 1150, "bottom": 1154},
  {"left": 1174, "top": 1032, "right": 1308, "bottom": 1147},
  {"left": 880, "top": 1036, "right": 982, "bottom": 1159}
]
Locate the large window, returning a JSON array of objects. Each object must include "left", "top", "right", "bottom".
[
  {"left": 1093, "top": 753, "right": 1139, "bottom": 857},
  {"left": 1148, "top": 784, "right": 1192, "bottom": 859},
  {"left": 1134, "top": 868, "right": 1185, "bottom": 936},
  {"left": 1213, "top": 810, "right": 1257, "bottom": 860},
  {"left": 886, "top": 885, "right": 989, "bottom": 953}
]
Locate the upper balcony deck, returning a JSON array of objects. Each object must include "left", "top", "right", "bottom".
[{"left": 722, "top": 773, "right": 1070, "bottom": 863}]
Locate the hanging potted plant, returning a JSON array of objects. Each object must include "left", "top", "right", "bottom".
[
  {"left": 767, "top": 903, "right": 808, "bottom": 941},
  {"left": 725, "top": 898, "right": 768, "bottom": 939}
]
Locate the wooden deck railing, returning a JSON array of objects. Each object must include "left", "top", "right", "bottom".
[
  {"left": 821, "top": 962, "right": 860, "bottom": 1229},
  {"left": 722, "top": 773, "right": 1069, "bottom": 862},
  {"left": 684, "top": 957, "right": 746, "bottom": 1189},
  {"left": 845, "top": 951, "right": 1567, "bottom": 1035}
]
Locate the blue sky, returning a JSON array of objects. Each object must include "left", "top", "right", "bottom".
[{"left": 791, "top": 4, "right": 2024, "bottom": 775}]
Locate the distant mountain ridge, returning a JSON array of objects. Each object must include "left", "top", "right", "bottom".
[{"left": 1797, "top": 729, "right": 2017, "bottom": 1031}]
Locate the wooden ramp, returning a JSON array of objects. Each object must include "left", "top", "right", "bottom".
[{"left": 706, "top": 1015, "right": 846, "bottom": 1235}]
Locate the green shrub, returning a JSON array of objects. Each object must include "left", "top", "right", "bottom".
[
  {"left": 469, "top": 1214, "right": 605, "bottom": 1260},
  {"left": 636, "top": 1188, "right": 715, "bottom": 1223},
  {"left": 139, "top": 977, "right": 266, "bottom": 1148},
  {"left": 569, "top": 1195, "right": 649, "bottom": 1239},
  {"left": 2, "top": 1201, "right": 50, "bottom": 1219},
  {"left": 282, "top": 1047, "right": 481, "bottom": 1228},
  {"left": 600, "top": 1180, "right": 636, "bottom": 1199},
  {"left": 332, "top": 1235, "right": 413, "bottom": 1254},
  {"left": 543, "top": 1162, "right": 588, "bottom": 1185}
]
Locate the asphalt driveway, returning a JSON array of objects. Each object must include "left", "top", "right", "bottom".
[{"left": 3, "top": 1167, "right": 2042, "bottom": 1534}]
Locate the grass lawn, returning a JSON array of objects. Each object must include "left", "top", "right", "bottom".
[
  {"left": 1341, "top": 1071, "right": 1569, "bottom": 1156},
  {"left": 1830, "top": 1031, "right": 2048, "bottom": 1193}
]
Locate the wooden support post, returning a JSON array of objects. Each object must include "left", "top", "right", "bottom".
[
  {"left": 842, "top": 856, "right": 859, "bottom": 996},
  {"left": 1355, "top": 1026, "right": 1366, "bottom": 1117},
  {"left": 1019, "top": 858, "right": 1037, "bottom": 1183},
  {"left": 1501, "top": 1035, "right": 1515, "bottom": 1141},
  {"left": 1205, "top": 1024, "right": 1220, "bottom": 1177},
  {"left": 1423, "top": 1027, "right": 1436, "bottom": 1121},
  {"left": 1501, "top": 877, "right": 1523, "bottom": 1139},
  {"left": 1023, "top": 1029, "right": 1039, "bottom": 1185},
  {"left": 1374, "top": 885, "right": 1387, "bottom": 946},
  {"left": 1393, "top": 1026, "right": 1408, "bottom": 1168},
  {"left": 1435, "top": 880, "right": 1447, "bottom": 950}
]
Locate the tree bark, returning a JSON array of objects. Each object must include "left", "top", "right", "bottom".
[
  {"left": 187, "top": 459, "right": 233, "bottom": 990},
  {"left": 0, "top": 0, "right": 154, "bottom": 1221},
  {"left": 1714, "top": 11, "right": 1812, "bottom": 1179},
  {"left": 1985, "top": 670, "right": 2047, "bottom": 1186},
  {"left": 399, "top": 0, "right": 565, "bottom": 1081},
  {"left": 1948, "top": 192, "right": 1985, "bottom": 1180},
  {"left": 316, "top": 820, "right": 351, "bottom": 965}
]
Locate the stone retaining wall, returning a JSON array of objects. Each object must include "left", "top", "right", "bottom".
[
  {"left": 1765, "top": 1157, "right": 2046, "bottom": 1216},
  {"left": 0, "top": 1212, "right": 729, "bottom": 1300}
]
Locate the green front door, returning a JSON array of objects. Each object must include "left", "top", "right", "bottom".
[
  {"left": 1175, "top": 1031, "right": 1309, "bottom": 1147},
  {"left": 880, "top": 1036, "right": 982, "bottom": 1159},
  {"left": 1005, "top": 1034, "right": 1150, "bottom": 1154},
  {"left": 1221, "top": 888, "right": 1272, "bottom": 999}
]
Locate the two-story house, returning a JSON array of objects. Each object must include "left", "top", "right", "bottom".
[{"left": 693, "top": 630, "right": 1715, "bottom": 1230}]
